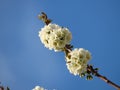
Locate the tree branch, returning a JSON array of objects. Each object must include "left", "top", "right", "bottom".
[{"left": 87, "top": 65, "right": 120, "bottom": 90}]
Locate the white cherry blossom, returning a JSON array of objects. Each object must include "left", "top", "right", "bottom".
[
  {"left": 39, "top": 23, "right": 72, "bottom": 51},
  {"left": 66, "top": 48, "right": 91, "bottom": 76},
  {"left": 32, "top": 86, "right": 45, "bottom": 90}
]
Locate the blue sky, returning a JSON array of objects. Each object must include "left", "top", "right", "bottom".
[{"left": 0, "top": 0, "right": 120, "bottom": 90}]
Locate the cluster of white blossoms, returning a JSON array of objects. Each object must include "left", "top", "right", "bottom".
[
  {"left": 32, "top": 86, "right": 45, "bottom": 90},
  {"left": 39, "top": 23, "right": 72, "bottom": 52},
  {"left": 66, "top": 48, "right": 91, "bottom": 76}
]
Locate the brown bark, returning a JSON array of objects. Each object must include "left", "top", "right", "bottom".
[{"left": 87, "top": 65, "right": 120, "bottom": 90}]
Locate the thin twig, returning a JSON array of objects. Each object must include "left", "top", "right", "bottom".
[
  {"left": 87, "top": 65, "right": 120, "bottom": 90},
  {"left": 38, "top": 12, "right": 52, "bottom": 25}
]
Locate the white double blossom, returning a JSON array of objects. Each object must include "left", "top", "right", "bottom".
[
  {"left": 39, "top": 23, "right": 72, "bottom": 52},
  {"left": 66, "top": 48, "right": 91, "bottom": 76},
  {"left": 32, "top": 86, "right": 45, "bottom": 90}
]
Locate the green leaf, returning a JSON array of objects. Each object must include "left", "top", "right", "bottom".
[
  {"left": 94, "top": 68, "right": 99, "bottom": 71},
  {"left": 86, "top": 75, "right": 93, "bottom": 80}
]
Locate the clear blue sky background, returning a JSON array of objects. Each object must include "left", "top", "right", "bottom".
[{"left": 0, "top": 0, "right": 120, "bottom": 90}]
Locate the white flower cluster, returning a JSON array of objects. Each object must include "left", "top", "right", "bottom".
[
  {"left": 66, "top": 48, "right": 91, "bottom": 76},
  {"left": 32, "top": 86, "right": 45, "bottom": 90},
  {"left": 39, "top": 23, "right": 72, "bottom": 52}
]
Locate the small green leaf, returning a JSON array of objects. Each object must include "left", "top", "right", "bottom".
[
  {"left": 94, "top": 68, "right": 99, "bottom": 71},
  {"left": 86, "top": 75, "right": 93, "bottom": 80}
]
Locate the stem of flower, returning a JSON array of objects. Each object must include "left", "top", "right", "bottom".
[
  {"left": 38, "top": 12, "right": 52, "bottom": 25},
  {"left": 64, "top": 44, "right": 73, "bottom": 56},
  {"left": 87, "top": 65, "right": 120, "bottom": 90}
]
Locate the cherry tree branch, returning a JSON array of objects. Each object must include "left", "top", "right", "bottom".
[
  {"left": 87, "top": 65, "right": 120, "bottom": 90},
  {"left": 38, "top": 12, "right": 120, "bottom": 90}
]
